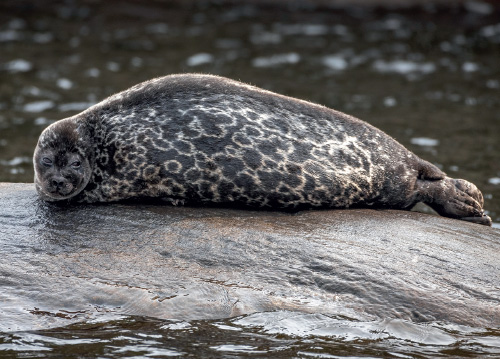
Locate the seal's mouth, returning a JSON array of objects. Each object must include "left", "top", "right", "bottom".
[
  {"left": 48, "top": 189, "right": 74, "bottom": 198},
  {"left": 43, "top": 181, "right": 76, "bottom": 200}
]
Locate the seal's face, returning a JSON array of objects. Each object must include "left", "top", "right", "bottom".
[{"left": 34, "top": 119, "right": 93, "bottom": 201}]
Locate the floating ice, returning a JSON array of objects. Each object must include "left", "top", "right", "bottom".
[
  {"left": 2, "top": 59, "right": 32, "bottom": 73},
  {"left": 373, "top": 60, "right": 436, "bottom": 75},
  {"left": 252, "top": 53, "right": 300, "bottom": 68},
  {"left": 186, "top": 53, "right": 214, "bottom": 67},
  {"left": 410, "top": 137, "right": 439, "bottom": 147},
  {"left": 322, "top": 55, "right": 348, "bottom": 71},
  {"left": 23, "top": 101, "right": 54, "bottom": 113}
]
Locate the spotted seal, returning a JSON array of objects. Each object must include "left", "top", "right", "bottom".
[{"left": 33, "top": 74, "right": 492, "bottom": 226}]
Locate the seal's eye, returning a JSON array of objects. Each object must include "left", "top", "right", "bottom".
[
  {"left": 71, "top": 161, "right": 81, "bottom": 168},
  {"left": 42, "top": 157, "right": 52, "bottom": 166}
]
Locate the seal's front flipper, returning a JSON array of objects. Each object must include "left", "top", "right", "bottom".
[{"left": 417, "top": 177, "right": 492, "bottom": 226}]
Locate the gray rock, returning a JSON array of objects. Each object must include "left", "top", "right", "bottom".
[{"left": 0, "top": 182, "right": 498, "bottom": 331}]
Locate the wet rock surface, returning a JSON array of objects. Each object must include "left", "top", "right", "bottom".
[{"left": 0, "top": 182, "right": 499, "bottom": 333}]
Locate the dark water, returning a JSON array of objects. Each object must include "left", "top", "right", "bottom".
[
  {"left": 2, "top": 315, "right": 500, "bottom": 358},
  {"left": 1, "top": 1, "right": 500, "bottom": 357}
]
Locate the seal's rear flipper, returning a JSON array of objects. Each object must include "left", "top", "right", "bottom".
[{"left": 416, "top": 177, "right": 492, "bottom": 226}]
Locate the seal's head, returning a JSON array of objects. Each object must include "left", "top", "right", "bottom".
[{"left": 33, "top": 119, "right": 93, "bottom": 201}]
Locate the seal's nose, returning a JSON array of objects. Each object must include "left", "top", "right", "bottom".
[{"left": 51, "top": 178, "right": 66, "bottom": 188}]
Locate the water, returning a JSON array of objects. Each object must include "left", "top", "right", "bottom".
[
  {"left": 2, "top": 314, "right": 500, "bottom": 358},
  {"left": 0, "top": 1, "right": 499, "bottom": 357}
]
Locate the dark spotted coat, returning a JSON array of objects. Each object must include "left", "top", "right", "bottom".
[{"left": 36, "top": 74, "right": 446, "bottom": 210}]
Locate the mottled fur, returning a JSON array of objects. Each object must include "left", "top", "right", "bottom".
[{"left": 34, "top": 74, "right": 491, "bottom": 225}]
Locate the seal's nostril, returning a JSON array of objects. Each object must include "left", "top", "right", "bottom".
[{"left": 51, "top": 179, "right": 65, "bottom": 188}]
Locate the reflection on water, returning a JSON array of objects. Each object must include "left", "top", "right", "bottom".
[{"left": 1, "top": 313, "right": 500, "bottom": 358}]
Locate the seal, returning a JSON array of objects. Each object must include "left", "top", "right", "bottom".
[{"left": 33, "top": 74, "right": 492, "bottom": 226}]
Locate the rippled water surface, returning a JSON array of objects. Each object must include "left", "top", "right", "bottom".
[
  {"left": 2, "top": 313, "right": 500, "bottom": 358},
  {"left": 1, "top": 1, "right": 500, "bottom": 357}
]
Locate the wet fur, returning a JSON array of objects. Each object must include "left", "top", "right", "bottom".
[{"left": 34, "top": 74, "right": 491, "bottom": 225}]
